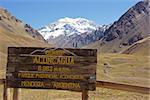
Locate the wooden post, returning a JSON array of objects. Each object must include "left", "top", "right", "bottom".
[
  {"left": 13, "top": 88, "right": 19, "bottom": 100},
  {"left": 82, "top": 90, "right": 88, "bottom": 100},
  {"left": 3, "top": 79, "right": 7, "bottom": 100}
]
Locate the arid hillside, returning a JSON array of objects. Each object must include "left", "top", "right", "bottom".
[
  {"left": 0, "top": 8, "right": 52, "bottom": 78},
  {"left": 85, "top": 1, "right": 149, "bottom": 55},
  {"left": 122, "top": 36, "right": 150, "bottom": 55},
  {"left": 0, "top": 1, "right": 149, "bottom": 99}
]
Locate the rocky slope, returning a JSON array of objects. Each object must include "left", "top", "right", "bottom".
[
  {"left": 122, "top": 36, "right": 150, "bottom": 55},
  {"left": 0, "top": 8, "right": 52, "bottom": 78},
  {"left": 85, "top": 1, "right": 149, "bottom": 55},
  {"left": 0, "top": 7, "right": 45, "bottom": 41},
  {"left": 38, "top": 17, "right": 109, "bottom": 48}
]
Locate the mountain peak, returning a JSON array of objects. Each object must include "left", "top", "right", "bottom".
[
  {"left": 38, "top": 17, "right": 109, "bottom": 47},
  {"left": 86, "top": 1, "right": 149, "bottom": 54},
  {"left": 57, "top": 17, "right": 94, "bottom": 23},
  {"left": 38, "top": 17, "right": 100, "bottom": 40}
]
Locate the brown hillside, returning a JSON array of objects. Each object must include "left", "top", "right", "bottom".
[
  {"left": 0, "top": 8, "right": 52, "bottom": 78},
  {"left": 122, "top": 36, "right": 150, "bottom": 55},
  {"left": 84, "top": 1, "right": 149, "bottom": 55}
]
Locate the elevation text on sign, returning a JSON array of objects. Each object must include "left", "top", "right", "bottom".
[{"left": 6, "top": 47, "right": 97, "bottom": 91}]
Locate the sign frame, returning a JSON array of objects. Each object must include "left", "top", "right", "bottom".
[{"left": 6, "top": 47, "right": 97, "bottom": 92}]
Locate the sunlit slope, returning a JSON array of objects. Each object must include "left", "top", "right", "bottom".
[
  {"left": 122, "top": 36, "right": 150, "bottom": 55},
  {"left": 1, "top": 87, "right": 148, "bottom": 100},
  {"left": 86, "top": 36, "right": 150, "bottom": 56},
  {"left": 0, "top": 26, "right": 52, "bottom": 78},
  {"left": 0, "top": 53, "right": 149, "bottom": 100},
  {"left": 0, "top": 8, "right": 53, "bottom": 78},
  {"left": 97, "top": 53, "right": 149, "bottom": 87},
  {"left": 84, "top": 1, "right": 149, "bottom": 55},
  {"left": 0, "top": 28, "right": 52, "bottom": 78}
]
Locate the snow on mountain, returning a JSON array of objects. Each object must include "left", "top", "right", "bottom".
[
  {"left": 38, "top": 17, "right": 109, "bottom": 48},
  {"left": 38, "top": 17, "right": 98, "bottom": 39}
]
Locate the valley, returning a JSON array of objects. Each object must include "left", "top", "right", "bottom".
[{"left": 0, "top": 0, "right": 149, "bottom": 100}]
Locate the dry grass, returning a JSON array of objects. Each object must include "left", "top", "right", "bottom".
[
  {"left": 97, "top": 53, "right": 150, "bottom": 87},
  {"left": 0, "top": 27, "right": 52, "bottom": 79},
  {"left": 122, "top": 37, "right": 150, "bottom": 56},
  {"left": 0, "top": 85, "right": 149, "bottom": 100},
  {"left": 0, "top": 22, "right": 149, "bottom": 99},
  {"left": 0, "top": 53, "right": 149, "bottom": 100}
]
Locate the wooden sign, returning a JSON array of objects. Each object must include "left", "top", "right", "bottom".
[{"left": 6, "top": 47, "right": 97, "bottom": 91}]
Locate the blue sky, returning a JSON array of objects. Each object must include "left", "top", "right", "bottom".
[{"left": 0, "top": 0, "right": 141, "bottom": 29}]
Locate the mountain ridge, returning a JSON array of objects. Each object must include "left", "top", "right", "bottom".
[
  {"left": 0, "top": 7, "right": 45, "bottom": 41},
  {"left": 38, "top": 17, "right": 110, "bottom": 48},
  {"left": 0, "top": 7, "right": 52, "bottom": 78},
  {"left": 84, "top": 0, "right": 149, "bottom": 55}
]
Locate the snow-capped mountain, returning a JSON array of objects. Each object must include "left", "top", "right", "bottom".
[{"left": 38, "top": 17, "right": 109, "bottom": 48}]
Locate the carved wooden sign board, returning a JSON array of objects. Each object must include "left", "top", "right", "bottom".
[{"left": 6, "top": 47, "right": 97, "bottom": 92}]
